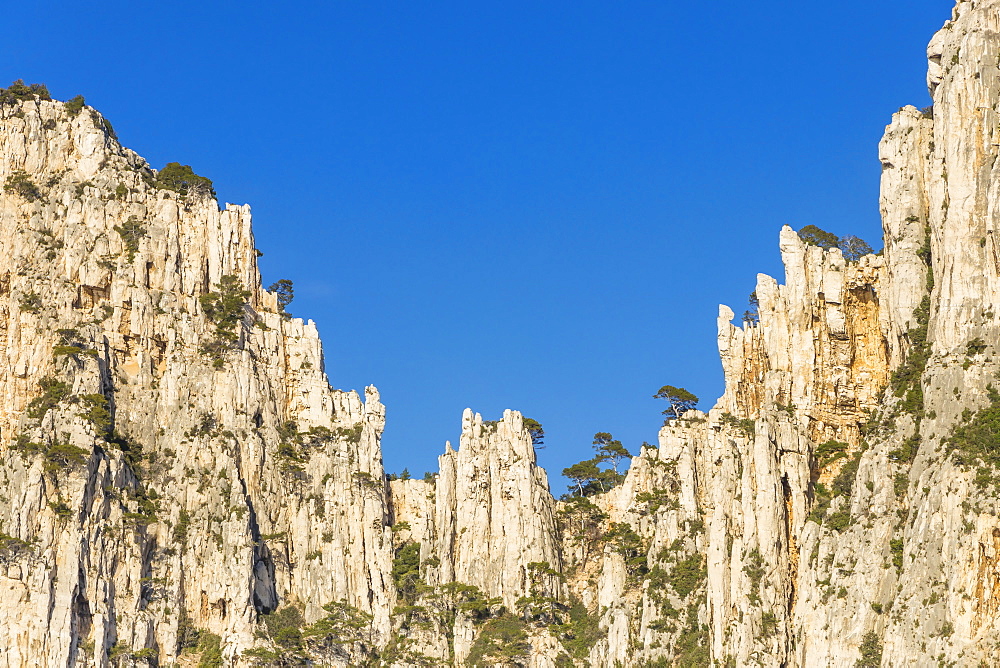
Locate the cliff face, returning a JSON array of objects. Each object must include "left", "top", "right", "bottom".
[
  {"left": 387, "top": 410, "right": 564, "bottom": 666},
  {"left": 614, "top": 2, "right": 1000, "bottom": 665},
  {"left": 4, "top": 1, "right": 1000, "bottom": 666},
  {"left": 0, "top": 93, "right": 572, "bottom": 667},
  {"left": 0, "top": 97, "right": 395, "bottom": 666},
  {"left": 431, "top": 409, "right": 562, "bottom": 607}
]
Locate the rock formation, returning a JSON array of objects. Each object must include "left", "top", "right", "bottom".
[
  {"left": 0, "top": 94, "right": 395, "bottom": 666},
  {"left": 3, "top": 1, "right": 1000, "bottom": 665}
]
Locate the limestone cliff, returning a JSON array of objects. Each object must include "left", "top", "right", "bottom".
[
  {"left": 0, "top": 94, "right": 395, "bottom": 666},
  {"left": 560, "top": 2, "right": 1000, "bottom": 665},
  {"left": 4, "top": 1, "right": 1000, "bottom": 666}
]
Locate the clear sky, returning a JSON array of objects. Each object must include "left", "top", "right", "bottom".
[{"left": 4, "top": 0, "right": 951, "bottom": 491}]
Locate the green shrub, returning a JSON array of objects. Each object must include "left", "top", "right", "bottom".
[
  {"left": 154, "top": 162, "right": 216, "bottom": 198},
  {"left": 176, "top": 613, "right": 202, "bottom": 653},
  {"left": 515, "top": 561, "right": 564, "bottom": 624},
  {"left": 796, "top": 226, "right": 876, "bottom": 261},
  {"left": 720, "top": 412, "right": 755, "bottom": 437},
  {"left": 832, "top": 452, "right": 861, "bottom": 497},
  {"left": 743, "top": 549, "right": 765, "bottom": 605},
  {"left": 442, "top": 581, "right": 498, "bottom": 621},
  {"left": 64, "top": 95, "right": 85, "bottom": 116},
  {"left": 200, "top": 275, "right": 250, "bottom": 340},
  {"left": 856, "top": 631, "right": 882, "bottom": 667},
  {"left": 946, "top": 386, "right": 1000, "bottom": 486},
  {"left": 798, "top": 224, "right": 839, "bottom": 250},
  {"left": 673, "top": 604, "right": 711, "bottom": 667},
  {"left": 113, "top": 216, "right": 147, "bottom": 261},
  {"left": 889, "top": 538, "right": 904, "bottom": 572},
  {"left": 808, "top": 483, "right": 833, "bottom": 523},
  {"left": 10, "top": 434, "right": 44, "bottom": 458},
  {"left": 268, "top": 279, "right": 294, "bottom": 314},
  {"left": 274, "top": 421, "right": 338, "bottom": 474},
  {"left": 557, "top": 494, "right": 606, "bottom": 549},
  {"left": 262, "top": 606, "right": 304, "bottom": 651},
  {"left": 78, "top": 393, "right": 111, "bottom": 432},
  {"left": 890, "top": 296, "right": 929, "bottom": 413},
  {"left": 606, "top": 522, "right": 648, "bottom": 579},
  {"left": 552, "top": 600, "right": 604, "bottom": 659},
  {"left": 839, "top": 235, "right": 874, "bottom": 262},
  {"left": 242, "top": 647, "right": 281, "bottom": 663},
  {"left": 40, "top": 440, "right": 90, "bottom": 474},
  {"left": 173, "top": 510, "right": 192, "bottom": 544},
  {"left": 56, "top": 328, "right": 80, "bottom": 343},
  {"left": 467, "top": 614, "right": 530, "bottom": 666},
  {"left": 635, "top": 488, "right": 680, "bottom": 514},
  {"left": 0, "top": 532, "right": 32, "bottom": 560},
  {"left": 26, "top": 376, "right": 70, "bottom": 419},
  {"left": 18, "top": 292, "right": 42, "bottom": 313},
  {"left": 888, "top": 434, "right": 920, "bottom": 463},
  {"left": 195, "top": 632, "right": 223, "bottom": 667},
  {"left": 96, "top": 115, "right": 117, "bottom": 141},
  {"left": 742, "top": 291, "right": 760, "bottom": 326},
  {"left": 392, "top": 542, "right": 422, "bottom": 601},
  {"left": 302, "top": 600, "right": 373, "bottom": 647},
  {"left": 4, "top": 170, "right": 42, "bottom": 202},
  {"left": 0, "top": 80, "right": 51, "bottom": 105},
  {"left": 967, "top": 337, "right": 987, "bottom": 356},
  {"left": 815, "top": 440, "right": 848, "bottom": 468},
  {"left": 890, "top": 228, "right": 933, "bottom": 416},
  {"left": 826, "top": 511, "right": 851, "bottom": 532},
  {"left": 334, "top": 423, "right": 364, "bottom": 443},
  {"left": 760, "top": 611, "right": 778, "bottom": 635},
  {"left": 668, "top": 554, "right": 707, "bottom": 598},
  {"left": 105, "top": 430, "right": 145, "bottom": 468},
  {"left": 53, "top": 344, "right": 98, "bottom": 358},
  {"left": 809, "top": 450, "right": 862, "bottom": 527},
  {"left": 108, "top": 642, "right": 130, "bottom": 660},
  {"left": 49, "top": 499, "right": 73, "bottom": 518},
  {"left": 199, "top": 275, "right": 251, "bottom": 367},
  {"left": 893, "top": 473, "right": 909, "bottom": 498}
]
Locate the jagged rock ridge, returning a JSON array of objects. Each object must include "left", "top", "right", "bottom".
[
  {"left": 0, "top": 93, "right": 396, "bottom": 666},
  {"left": 4, "top": 1, "right": 1000, "bottom": 666}
]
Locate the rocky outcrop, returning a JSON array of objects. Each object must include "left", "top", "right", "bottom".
[
  {"left": 386, "top": 410, "right": 566, "bottom": 666},
  {"left": 492, "top": 2, "right": 1000, "bottom": 665},
  {"left": 0, "top": 96, "right": 395, "bottom": 666},
  {"left": 7, "top": 1, "right": 1000, "bottom": 665},
  {"left": 629, "top": 2, "right": 1000, "bottom": 665},
  {"left": 431, "top": 409, "right": 562, "bottom": 607},
  {"left": 718, "top": 228, "right": 892, "bottom": 443}
]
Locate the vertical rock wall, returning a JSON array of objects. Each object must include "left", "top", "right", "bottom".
[
  {"left": 432, "top": 409, "right": 562, "bottom": 607},
  {"left": 7, "top": 2, "right": 1000, "bottom": 665},
  {"left": 0, "top": 97, "right": 395, "bottom": 666}
]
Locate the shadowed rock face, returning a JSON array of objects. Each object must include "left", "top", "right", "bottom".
[{"left": 4, "top": 2, "right": 1000, "bottom": 665}]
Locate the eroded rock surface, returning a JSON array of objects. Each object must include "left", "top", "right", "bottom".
[
  {"left": 0, "top": 96, "right": 394, "bottom": 666},
  {"left": 5, "top": 1, "right": 1000, "bottom": 666}
]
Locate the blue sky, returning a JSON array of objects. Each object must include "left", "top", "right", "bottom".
[{"left": 5, "top": 1, "right": 950, "bottom": 490}]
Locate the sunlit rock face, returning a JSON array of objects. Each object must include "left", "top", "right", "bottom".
[
  {"left": 0, "top": 96, "right": 394, "bottom": 666},
  {"left": 641, "top": 2, "right": 1000, "bottom": 665},
  {"left": 4, "top": 2, "right": 1000, "bottom": 665}
]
